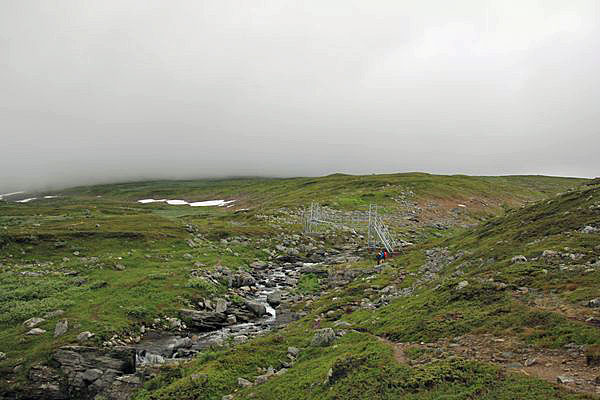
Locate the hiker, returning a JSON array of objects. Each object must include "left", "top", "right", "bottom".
[
  {"left": 377, "top": 249, "right": 385, "bottom": 264},
  {"left": 383, "top": 249, "right": 389, "bottom": 261}
]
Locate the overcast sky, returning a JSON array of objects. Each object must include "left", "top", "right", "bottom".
[{"left": 1, "top": 1, "right": 599, "bottom": 192}]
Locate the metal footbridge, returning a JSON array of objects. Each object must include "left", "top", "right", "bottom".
[{"left": 303, "top": 202, "right": 397, "bottom": 253}]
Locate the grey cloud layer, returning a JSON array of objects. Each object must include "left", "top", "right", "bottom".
[{"left": 1, "top": 1, "right": 598, "bottom": 192}]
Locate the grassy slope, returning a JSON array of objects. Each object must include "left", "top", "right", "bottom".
[
  {"left": 58, "top": 173, "right": 582, "bottom": 211},
  {"left": 133, "top": 182, "right": 600, "bottom": 400},
  {"left": 0, "top": 173, "right": 590, "bottom": 398},
  {"left": 358, "top": 184, "right": 600, "bottom": 347}
]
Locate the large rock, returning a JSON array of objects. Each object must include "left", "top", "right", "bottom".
[
  {"left": 228, "top": 271, "right": 256, "bottom": 288},
  {"left": 245, "top": 300, "right": 267, "bottom": 317},
  {"left": 311, "top": 328, "right": 336, "bottom": 347},
  {"left": 54, "top": 320, "right": 68, "bottom": 338},
  {"left": 266, "top": 291, "right": 281, "bottom": 307},
  {"left": 23, "top": 346, "right": 137, "bottom": 400},
  {"left": 27, "top": 365, "right": 65, "bottom": 399},
  {"left": 52, "top": 345, "right": 136, "bottom": 375},
  {"left": 274, "top": 307, "right": 300, "bottom": 327},
  {"left": 250, "top": 261, "right": 268, "bottom": 270},
  {"left": 179, "top": 309, "right": 229, "bottom": 331},
  {"left": 215, "top": 298, "right": 228, "bottom": 313},
  {"left": 165, "top": 337, "right": 192, "bottom": 357}
]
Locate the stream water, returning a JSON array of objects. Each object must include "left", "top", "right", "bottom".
[{"left": 135, "top": 278, "right": 283, "bottom": 365}]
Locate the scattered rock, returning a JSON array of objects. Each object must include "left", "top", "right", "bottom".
[
  {"left": 234, "top": 335, "right": 248, "bottom": 344},
  {"left": 582, "top": 226, "right": 599, "bottom": 234},
  {"left": 287, "top": 346, "right": 300, "bottom": 357},
  {"left": 255, "top": 367, "right": 275, "bottom": 385},
  {"left": 43, "top": 310, "right": 65, "bottom": 319},
  {"left": 27, "top": 328, "right": 46, "bottom": 335},
  {"left": 23, "top": 317, "right": 45, "bottom": 329},
  {"left": 311, "top": 328, "right": 336, "bottom": 347},
  {"left": 82, "top": 368, "right": 103, "bottom": 382},
  {"left": 524, "top": 358, "right": 537, "bottom": 367},
  {"left": 250, "top": 261, "right": 268, "bottom": 270},
  {"left": 229, "top": 271, "right": 256, "bottom": 288},
  {"left": 238, "top": 377, "right": 253, "bottom": 387},
  {"left": 77, "top": 331, "right": 95, "bottom": 342},
  {"left": 586, "top": 345, "right": 600, "bottom": 366},
  {"left": 333, "top": 321, "right": 352, "bottom": 327},
  {"left": 54, "top": 320, "right": 68, "bottom": 338},
  {"left": 0, "top": 352, "right": 6, "bottom": 361},
  {"left": 542, "top": 250, "right": 558, "bottom": 258},
  {"left": 456, "top": 281, "right": 469, "bottom": 290},
  {"left": 588, "top": 298, "right": 600, "bottom": 308},
  {"left": 511, "top": 255, "right": 528, "bottom": 264},
  {"left": 557, "top": 375, "right": 575, "bottom": 384}
]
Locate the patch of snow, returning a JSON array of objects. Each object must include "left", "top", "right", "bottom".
[
  {"left": 17, "top": 198, "right": 37, "bottom": 203},
  {"left": 166, "top": 200, "right": 189, "bottom": 205},
  {"left": 138, "top": 199, "right": 167, "bottom": 204},
  {"left": 138, "top": 199, "right": 236, "bottom": 207},
  {"left": 189, "top": 200, "right": 235, "bottom": 207},
  {"left": 0, "top": 191, "right": 25, "bottom": 200},
  {"left": 457, "top": 204, "right": 467, "bottom": 208},
  {"left": 43, "top": 195, "right": 59, "bottom": 199}
]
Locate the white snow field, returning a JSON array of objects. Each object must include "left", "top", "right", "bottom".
[
  {"left": 138, "top": 199, "right": 235, "bottom": 207},
  {"left": 189, "top": 200, "right": 235, "bottom": 207},
  {"left": 137, "top": 199, "right": 166, "bottom": 204},
  {"left": 0, "top": 191, "right": 25, "bottom": 200}
]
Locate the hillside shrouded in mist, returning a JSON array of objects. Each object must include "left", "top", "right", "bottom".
[{"left": 1, "top": 1, "right": 599, "bottom": 192}]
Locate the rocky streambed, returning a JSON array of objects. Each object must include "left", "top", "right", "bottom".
[{"left": 16, "top": 243, "right": 373, "bottom": 400}]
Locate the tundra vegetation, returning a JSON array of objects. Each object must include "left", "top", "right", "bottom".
[{"left": 1, "top": 173, "right": 599, "bottom": 399}]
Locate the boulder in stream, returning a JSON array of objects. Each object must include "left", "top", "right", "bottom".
[{"left": 244, "top": 300, "right": 267, "bottom": 317}]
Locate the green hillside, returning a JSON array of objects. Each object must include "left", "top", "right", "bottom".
[{"left": 0, "top": 173, "right": 595, "bottom": 400}]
